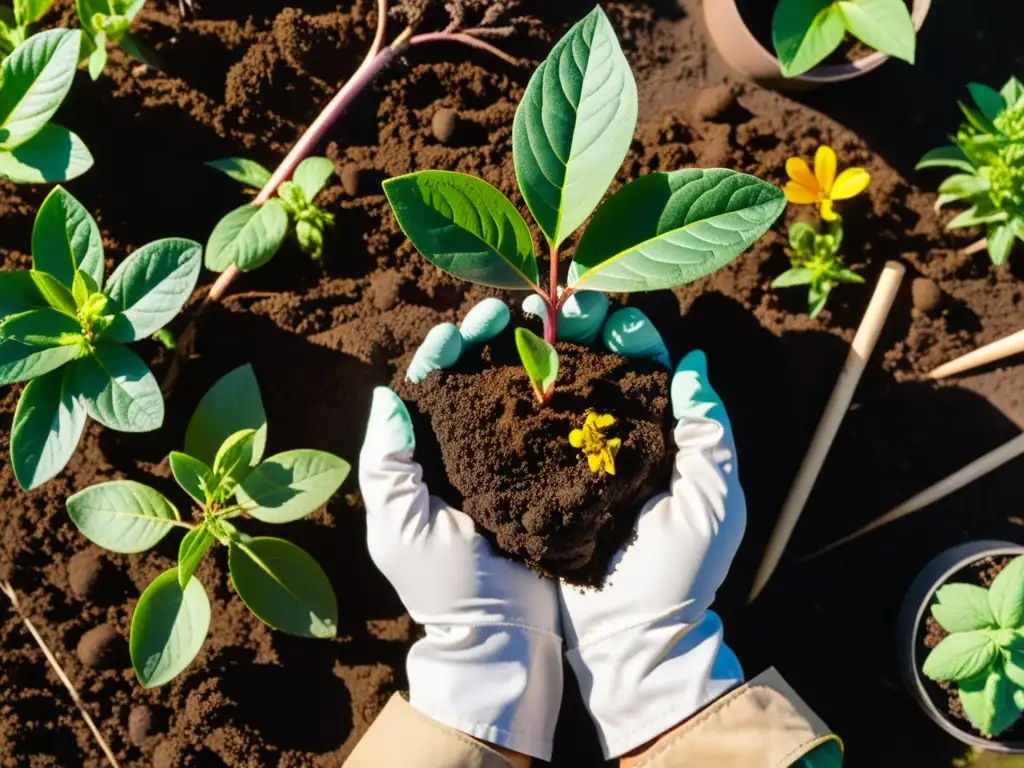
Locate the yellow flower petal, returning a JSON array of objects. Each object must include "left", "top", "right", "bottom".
[
  {"left": 785, "top": 157, "right": 819, "bottom": 195},
  {"left": 569, "top": 429, "right": 584, "bottom": 448},
  {"left": 606, "top": 438, "right": 622, "bottom": 456},
  {"left": 814, "top": 145, "right": 837, "bottom": 196},
  {"left": 593, "top": 413, "right": 615, "bottom": 429},
  {"left": 784, "top": 181, "right": 819, "bottom": 205},
  {"left": 820, "top": 198, "right": 838, "bottom": 222},
  {"left": 584, "top": 413, "right": 599, "bottom": 428},
  {"left": 830, "top": 167, "right": 871, "bottom": 200},
  {"left": 587, "top": 453, "right": 602, "bottom": 473}
]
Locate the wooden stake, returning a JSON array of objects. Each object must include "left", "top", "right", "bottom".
[
  {"left": 928, "top": 328, "right": 1024, "bottom": 380},
  {"left": 748, "top": 261, "right": 906, "bottom": 602},
  {"left": 960, "top": 238, "right": 989, "bottom": 257}
]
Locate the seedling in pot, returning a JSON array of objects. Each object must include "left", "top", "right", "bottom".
[
  {"left": 65, "top": 365, "right": 350, "bottom": 687},
  {"left": 0, "top": 186, "right": 201, "bottom": 490},
  {"left": 773, "top": 220, "right": 863, "bottom": 317},
  {"left": 0, "top": 0, "right": 53, "bottom": 56},
  {"left": 76, "top": 0, "right": 160, "bottom": 79}
]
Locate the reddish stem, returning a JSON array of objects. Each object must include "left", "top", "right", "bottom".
[
  {"left": 544, "top": 244, "right": 559, "bottom": 344},
  {"left": 408, "top": 31, "right": 519, "bottom": 65}
]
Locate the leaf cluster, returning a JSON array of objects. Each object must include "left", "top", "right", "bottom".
[
  {"left": 772, "top": 0, "right": 916, "bottom": 78},
  {"left": 0, "top": 186, "right": 201, "bottom": 490},
  {"left": 923, "top": 556, "right": 1024, "bottom": 737},
  {"left": 205, "top": 156, "right": 337, "bottom": 271},
  {"left": 918, "top": 78, "right": 1024, "bottom": 266},
  {"left": 66, "top": 365, "right": 351, "bottom": 687},
  {"left": 0, "top": 0, "right": 51, "bottom": 56},
  {"left": 772, "top": 220, "right": 863, "bottom": 317},
  {"left": 76, "top": 0, "right": 158, "bottom": 79}
]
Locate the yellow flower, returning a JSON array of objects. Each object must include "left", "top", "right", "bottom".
[
  {"left": 784, "top": 145, "right": 871, "bottom": 222},
  {"left": 569, "top": 412, "right": 622, "bottom": 476}
]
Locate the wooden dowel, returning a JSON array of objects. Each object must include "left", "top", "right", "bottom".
[
  {"left": 960, "top": 238, "right": 989, "bottom": 257},
  {"left": 928, "top": 328, "right": 1024, "bottom": 380},
  {"left": 748, "top": 261, "right": 906, "bottom": 601}
]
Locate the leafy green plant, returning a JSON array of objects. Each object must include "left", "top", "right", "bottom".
[
  {"left": 772, "top": 220, "right": 863, "bottom": 317},
  {"left": 76, "top": 0, "right": 158, "bottom": 79},
  {"left": 772, "top": 0, "right": 916, "bottom": 78},
  {"left": 918, "top": 78, "right": 1024, "bottom": 266},
  {"left": 205, "top": 156, "right": 337, "bottom": 269},
  {"left": 383, "top": 6, "right": 785, "bottom": 404},
  {"left": 0, "top": 28, "right": 94, "bottom": 183},
  {"left": 922, "top": 555, "right": 1024, "bottom": 737},
  {"left": 0, "top": 186, "right": 201, "bottom": 490},
  {"left": 65, "top": 364, "right": 350, "bottom": 687},
  {"left": 0, "top": 0, "right": 53, "bottom": 56}
]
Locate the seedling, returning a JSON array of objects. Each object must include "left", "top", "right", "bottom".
[
  {"left": 0, "top": 28, "right": 94, "bottom": 183},
  {"left": 206, "top": 156, "right": 337, "bottom": 268},
  {"left": 772, "top": 0, "right": 916, "bottom": 78},
  {"left": 569, "top": 412, "right": 621, "bottom": 475},
  {"left": 66, "top": 365, "right": 350, "bottom": 687},
  {"left": 0, "top": 186, "right": 201, "bottom": 490},
  {"left": 385, "top": 6, "right": 785, "bottom": 403},
  {"left": 922, "top": 555, "right": 1024, "bottom": 737},
  {"left": 918, "top": 78, "right": 1024, "bottom": 266},
  {"left": 773, "top": 220, "right": 864, "bottom": 317},
  {"left": 76, "top": 0, "right": 159, "bottom": 79},
  {"left": 0, "top": 0, "right": 53, "bottom": 56}
]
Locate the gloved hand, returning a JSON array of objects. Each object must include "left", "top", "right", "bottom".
[
  {"left": 559, "top": 349, "right": 747, "bottom": 759},
  {"left": 359, "top": 387, "right": 563, "bottom": 761}
]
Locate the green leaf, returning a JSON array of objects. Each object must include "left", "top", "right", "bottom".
[
  {"left": 184, "top": 363, "right": 267, "bottom": 467},
  {"left": 0, "top": 124, "right": 94, "bottom": 184},
  {"left": 922, "top": 630, "right": 998, "bottom": 682},
  {"left": 177, "top": 526, "right": 214, "bottom": 589},
  {"left": 959, "top": 663, "right": 1024, "bottom": 737},
  {"left": 121, "top": 0, "right": 145, "bottom": 22},
  {"left": 788, "top": 221, "right": 816, "bottom": 252},
  {"left": 959, "top": 102, "right": 997, "bottom": 136},
  {"left": 932, "top": 583, "right": 999, "bottom": 633},
  {"left": 836, "top": 0, "right": 916, "bottom": 64},
  {"left": 206, "top": 157, "right": 272, "bottom": 188},
  {"left": 0, "top": 28, "right": 80, "bottom": 148},
  {"left": 967, "top": 82, "right": 1007, "bottom": 123},
  {"left": 568, "top": 170, "right": 786, "bottom": 292},
  {"left": 235, "top": 449, "right": 349, "bottom": 524},
  {"left": 988, "top": 223, "right": 1017, "bottom": 267},
  {"left": 29, "top": 270, "right": 76, "bottom": 315},
  {"left": 0, "top": 270, "right": 43, "bottom": 317},
  {"left": 916, "top": 146, "right": 976, "bottom": 174},
  {"left": 1001, "top": 77, "right": 1024, "bottom": 109},
  {"left": 212, "top": 428, "right": 257, "bottom": 485},
  {"left": 119, "top": 33, "right": 161, "bottom": 71},
  {"left": 511, "top": 6, "right": 637, "bottom": 247},
  {"left": 808, "top": 282, "right": 830, "bottom": 318},
  {"left": 383, "top": 171, "right": 538, "bottom": 290},
  {"left": 101, "top": 238, "right": 202, "bottom": 342},
  {"left": 514, "top": 327, "right": 559, "bottom": 401},
  {"left": 87, "top": 36, "right": 106, "bottom": 80},
  {"left": 10, "top": 366, "right": 85, "bottom": 490},
  {"left": 228, "top": 537, "right": 337, "bottom": 638},
  {"left": 131, "top": 568, "right": 210, "bottom": 688},
  {"left": 1, "top": 306, "right": 81, "bottom": 344},
  {"left": 74, "top": 343, "right": 163, "bottom": 432},
  {"left": 947, "top": 204, "right": 1008, "bottom": 230},
  {"left": 772, "top": 0, "right": 845, "bottom": 78},
  {"left": 772, "top": 268, "right": 815, "bottom": 288},
  {"left": 831, "top": 267, "right": 865, "bottom": 284},
  {"left": 0, "top": 309, "right": 82, "bottom": 385},
  {"left": 14, "top": 0, "right": 52, "bottom": 25},
  {"left": 205, "top": 201, "right": 290, "bottom": 273},
  {"left": 71, "top": 270, "right": 98, "bottom": 309},
  {"left": 937, "top": 173, "right": 990, "bottom": 201},
  {"left": 66, "top": 480, "right": 179, "bottom": 553},
  {"left": 32, "top": 185, "right": 105, "bottom": 289},
  {"left": 989, "top": 556, "right": 1024, "bottom": 628},
  {"left": 169, "top": 451, "right": 212, "bottom": 505},
  {"left": 292, "top": 156, "right": 334, "bottom": 201}
]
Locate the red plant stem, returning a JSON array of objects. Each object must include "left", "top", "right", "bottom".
[
  {"left": 408, "top": 31, "right": 519, "bottom": 65},
  {"left": 544, "top": 245, "right": 559, "bottom": 344}
]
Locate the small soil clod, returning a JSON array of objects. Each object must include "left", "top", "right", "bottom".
[
  {"left": 76, "top": 624, "right": 122, "bottom": 670},
  {"left": 431, "top": 108, "right": 460, "bottom": 144},
  {"left": 67, "top": 549, "right": 105, "bottom": 601}
]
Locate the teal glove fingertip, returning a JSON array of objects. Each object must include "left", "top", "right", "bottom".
[
  {"left": 602, "top": 307, "right": 671, "bottom": 368},
  {"left": 671, "top": 350, "right": 727, "bottom": 427},
  {"left": 459, "top": 298, "right": 510, "bottom": 345},
  {"left": 364, "top": 387, "right": 415, "bottom": 458},
  {"left": 406, "top": 323, "right": 463, "bottom": 383}
]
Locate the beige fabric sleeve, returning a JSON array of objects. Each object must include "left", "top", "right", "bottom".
[
  {"left": 345, "top": 694, "right": 515, "bottom": 768},
  {"left": 632, "top": 668, "right": 842, "bottom": 768}
]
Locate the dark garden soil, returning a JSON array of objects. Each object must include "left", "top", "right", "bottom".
[{"left": 1, "top": 0, "right": 1024, "bottom": 766}]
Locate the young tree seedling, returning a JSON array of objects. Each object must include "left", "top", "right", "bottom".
[
  {"left": 773, "top": 220, "right": 864, "bottom": 317},
  {"left": 0, "top": 186, "right": 201, "bottom": 490},
  {"left": 0, "top": 0, "right": 52, "bottom": 56},
  {"left": 66, "top": 364, "right": 350, "bottom": 687},
  {"left": 76, "top": 0, "right": 159, "bottom": 79}
]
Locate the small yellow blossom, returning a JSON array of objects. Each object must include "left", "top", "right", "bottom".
[
  {"left": 569, "top": 412, "right": 622, "bottom": 476},
  {"left": 784, "top": 145, "right": 871, "bottom": 221}
]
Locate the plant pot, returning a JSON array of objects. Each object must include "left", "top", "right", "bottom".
[
  {"left": 896, "top": 540, "right": 1024, "bottom": 753},
  {"left": 702, "top": 0, "right": 932, "bottom": 88}
]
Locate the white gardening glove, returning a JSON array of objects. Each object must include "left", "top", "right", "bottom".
[
  {"left": 359, "top": 387, "right": 563, "bottom": 760},
  {"left": 559, "top": 349, "right": 747, "bottom": 759}
]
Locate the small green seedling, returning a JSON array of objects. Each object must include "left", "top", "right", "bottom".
[
  {"left": 772, "top": 0, "right": 916, "bottom": 78},
  {"left": 66, "top": 364, "right": 350, "bottom": 687},
  {"left": 918, "top": 78, "right": 1024, "bottom": 266},
  {"left": 0, "top": 186, "right": 201, "bottom": 490},
  {"left": 923, "top": 555, "right": 1024, "bottom": 737},
  {"left": 205, "top": 156, "right": 337, "bottom": 269},
  {"left": 76, "top": 0, "right": 158, "bottom": 79},
  {"left": 0, "top": 28, "right": 94, "bottom": 183},
  {"left": 772, "top": 220, "right": 863, "bottom": 317},
  {"left": 0, "top": 0, "right": 53, "bottom": 56},
  {"left": 515, "top": 327, "right": 558, "bottom": 404}
]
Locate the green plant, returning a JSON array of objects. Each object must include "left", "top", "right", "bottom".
[
  {"left": 0, "top": 0, "right": 53, "bottom": 57},
  {"left": 918, "top": 78, "right": 1024, "bottom": 266},
  {"left": 76, "top": 0, "right": 158, "bottom": 79},
  {"left": 205, "top": 156, "right": 337, "bottom": 269},
  {"left": 772, "top": 220, "right": 863, "bottom": 317},
  {"left": 383, "top": 6, "right": 785, "bottom": 404},
  {"left": 0, "top": 28, "right": 94, "bottom": 183},
  {"left": 66, "top": 364, "right": 350, "bottom": 687},
  {"left": 772, "top": 0, "right": 916, "bottom": 78},
  {"left": 922, "top": 555, "right": 1024, "bottom": 737},
  {"left": 0, "top": 186, "right": 201, "bottom": 490}
]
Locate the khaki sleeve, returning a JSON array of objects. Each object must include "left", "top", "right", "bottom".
[
  {"left": 345, "top": 694, "right": 516, "bottom": 768},
  {"left": 633, "top": 668, "right": 842, "bottom": 768}
]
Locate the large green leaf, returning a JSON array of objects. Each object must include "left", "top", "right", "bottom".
[
  {"left": 10, "top": 366, "right": 86, "bottom": 490},
  {"left": 0, "top": 125, "right": 93, "bottom": 184},
  {"left": 131, "top": 568, "right": 210, "bottom": 688},
  {"left": 229, "top": 537, "right": 337, "bottom": 638},
  {"left": 932, "top": 583, "right": 999, "bottom": 633},
  {"left": 292, "top": 156, "right": 334, "bottom": 201},
  {"left": 772, "top": 0, "right": 845, "bottom": 78},
  {"left": 0, "top": 28, "right": 80, "bottom": 149},
  {"left": 989, "top": 556, "right": 1024, "bottom": 628},
  {"left": 206, "top": 157, "right": 272, "bottom": 188},
  {"left": 837, "top": 0, "right": 916, "bottom": 64},
  {"left": 383, "top": 171, "right": 538, "bottom": 290},
  {"left": 958, "top": 663, "right": 1024, "bottom": 737},
  {"left": 0, "top": 270, "right": 43, "bottom": 317},
  {"left": 32, "top": 185, "right": 105, "bottom": 289},
  {"left": 74, "top": 343, "right": 163, "bottom": 432},
  {"left": 514, "top": 327, "right": 558, "bottom": 401},
  {"left": 235, "top": 449, "right": 349, "bottom": 524},
  {"left": 916, "top": 146, "right": 975, "bottom": 174},
  {"left": 102, "top": 238, "right": 202, "bottom": 342},
  {"left": 922, "top": 630, "right": 998, "bottom": 682},
  {"left": 568, "top": 170, "right": 786, "bottom": 292},
  {"left": 66, "top": 480, "right": 180, "bottom": 553},
  {"left": 511, "top": 6, "right": 637, "bottom": 247},
  {"left": 184, "top": 364, "right": 267, "bottom": 467},
  {"left": 177, "top": 526, "right": 215, "bottom": 589},
  {"left": 0, "top": 309, "right": 83, "bottom": 385},
  {"left": 169, "top": 451, "right": 212, "bottom": 505},
  {"left": 967, "top": 82, "right": 1007, "bottom": 123},
  {"left": 205, "top": 200, "right": 290, "bottom": 273}
]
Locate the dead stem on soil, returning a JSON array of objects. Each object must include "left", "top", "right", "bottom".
[{"left": 1, "top": 581, "right": 121, "bottom": 768}]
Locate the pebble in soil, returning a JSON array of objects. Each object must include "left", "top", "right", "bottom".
[
  {"left": 340, "top": 163, "right": 361, "bottom": 197},
  {"left": 912, "top": 277, "right": 943, "bottom": 316},
  {"left": 76, "top": 624, "right": 124, "bottom": 670},
  {"left": 431, "top": 107, "right": 460, "bottom": 144},
  {"left": 67, "top": 549, "right": 106, "bottom": 600}
]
